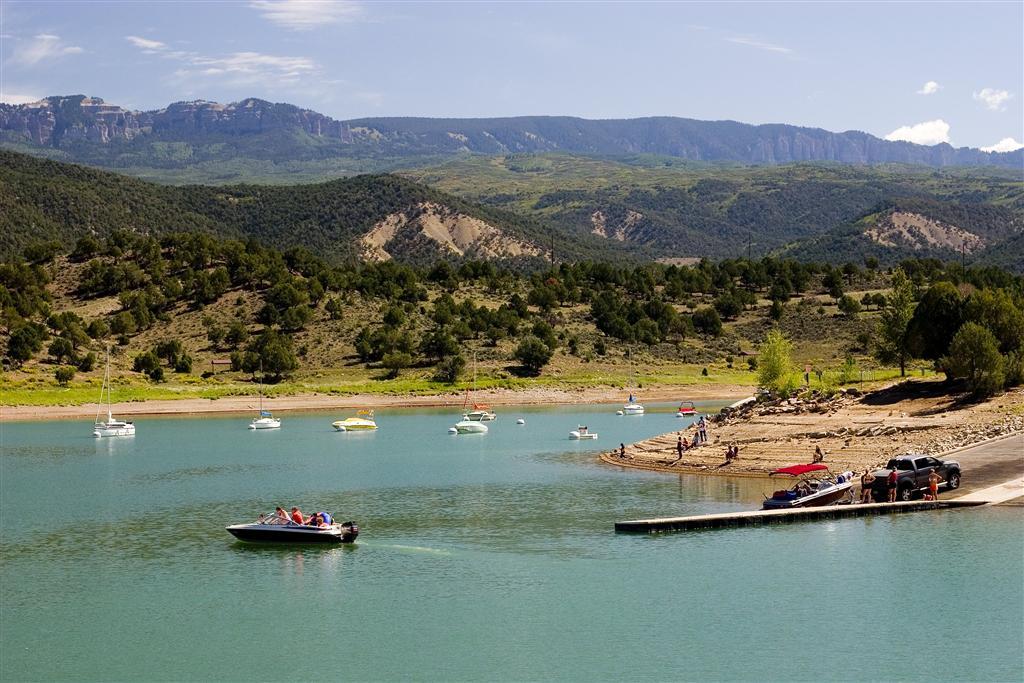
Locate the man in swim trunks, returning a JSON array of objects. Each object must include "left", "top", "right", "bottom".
[
  {"left": 928, "top": 469, "right": 943, "bottom": 500},
  {"left": 887, "top": 467, "right": 899, "bottom": 502},
  {"left": 290, "top": 506, "right": 304, "bottom": 524}
]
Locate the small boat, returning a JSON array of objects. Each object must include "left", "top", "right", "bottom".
[
  {"left": 464, "top": 405, "right": 497, "bottom": 421},
  {"left": 452, "top": 419, "right": 488, "bottom": 434},
  {"left": 622, "top": 394, "right": 645, "bottom": 415},
  {"left": 676, "top": 401, "right": 697, "bottom": 418},
  {"left": 226, "top": 512, "right": 359, "bottom": 544},
  {"left": 762, "top": 464, "right": 854, "bottom": 510},
  {"left": 569, "top": 425, "right": 598, "bottom": 440},
  {"left": 248, "top": 365, "right": 280, "bottom": 430},
  {"left": 333, "top": 410, "right": 378, "bottom": 432},
  {"left": 93, "top": 347, "right": 135, "bottom": 438},
  {"left": 516, "top": 418, "right": 526, "bottom": 425}
]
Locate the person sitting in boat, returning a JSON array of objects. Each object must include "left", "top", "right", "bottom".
[
  {"left": 290, "top": 506, "right": 305, "bottom": 525},
  {"left": 274, "top": 507, "right": 290, "bottom": 524},
  {"left": 317, "top": 511, "right": 333, "bottom": 526}
]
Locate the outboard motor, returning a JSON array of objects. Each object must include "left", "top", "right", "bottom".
[{"left": 339, "top": 521, "right": 359, "bottom": 543}]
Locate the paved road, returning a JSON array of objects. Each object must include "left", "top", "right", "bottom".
[{"left": 944, "top": 433, "right": 1023, "bottom": 501}]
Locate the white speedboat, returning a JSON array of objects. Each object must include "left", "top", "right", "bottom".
[
  {"left": 453, "top": 419, "right": 488, "bottom": 434},
  {"left": 333, "top": 410, "right": 378, "bottom": 432},
  {"left": 569, "top": 425, "right": 598, "bottom": 440},
  {"left": 93, "top": 347, "right": 135, "bottom": 438}
]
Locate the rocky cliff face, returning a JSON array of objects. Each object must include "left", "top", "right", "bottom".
[
  {"left": 0, "top": 95, "right": 352, "bottom": 147},
  {"left": 1, "top": 94, "right": 1019, "bottom": 169}
]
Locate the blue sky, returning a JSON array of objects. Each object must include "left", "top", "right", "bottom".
[{"left": 2, "top": 0, "right": 1022, "bottom": 151}]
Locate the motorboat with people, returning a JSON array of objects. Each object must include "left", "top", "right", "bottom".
[
  {"left": 622, "top": 394, "right": 645, "bottom": 415},
  {"left": 452, "top": 418, "right": 488, "bottom": 434},
  {"left": 676, "top": 401, "right": 697, "bottom": 418},
  {"left": 226, "top": 512, "right": 359, "bottom": 544},
  {"left": 569, "top": 425, "right": 598, "bottom": 440},
  {"left": 762, "top": 464, "right": 855, "bottom": 510},
  {"left": 93, "top": 346, "right": 135, "bottom": 438},
  {"left": 248, "top": 364, "right": 280, "bottom": 430},
  {"left": 333, "top": 409, "right": 378, "bottom": 432}
]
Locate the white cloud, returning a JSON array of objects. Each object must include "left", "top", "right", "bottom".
[
  {"left": 727, "top": 36, "right": 794, "bottom": 55},
  {"left": 980, "top": 137, "right": 1024, "bottom": 153},
  {"left": 10, "top": 34, "right": 83, "bottom": 66},
  {"left": 916, "top": 81, "right": 940, "bottom": 95},
  {"left": 973, "top": 88, "right": 1012, "bottom": 111},
  {"left": 884, "top": 119, "right": 951, "bottom": 146},
  {"left": 0, "top": 91, "right": 43, "bottom": 105},
  {"left": 249, "top": 0, "right": 362, "bottom": 30},
  {"left": 124, "top": 36, "right": 319, "bottom": 89},
  {"left": 125, "top": 36, "right": 166, "bottom": 51}
]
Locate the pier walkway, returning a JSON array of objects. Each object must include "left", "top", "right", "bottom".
[{"left": 615, "top": 432, "right": 1022, "bottom": 534}]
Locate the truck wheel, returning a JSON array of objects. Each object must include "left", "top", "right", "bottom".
[
  {"left": 898, "top": 486, "right": 914, "bottom": 502},
  {"left": 946, "top": 472, "right": 961, "bottom": 490}
]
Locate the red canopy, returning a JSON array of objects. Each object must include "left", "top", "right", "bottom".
[{"left": 771, "top": 463, "right": 829, "bottom": 476}]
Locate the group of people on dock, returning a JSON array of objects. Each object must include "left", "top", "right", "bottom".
[{"left": 272, "top": 506, "right": 333, "bottom": 527}]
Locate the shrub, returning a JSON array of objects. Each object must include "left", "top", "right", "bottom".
[
  {"left": 381, "top": 351, "right": 413, "bottom": 379},
  {"left": 77, "top": 351, "right": 96, "bottom": 372},
  {"left": 692, "top": 307, "right": 722, "bottom": 336},
  {"left": 434, "top": 353, "right": 466, "bottom": 383},
  {"left": 174, "top": 353, "right": 193, "bottom": 374},
  {"left": 514, "top": 335, "right": 553, "bottom": 375},
  {"left": 54, "top": 366, "right": 76, "bottom": 386},
  {"left": 757, "top": 329, "right": 794, "bottom": 392},
  {"left": 943, "top": 323, "right": 1004, "bottom": 398}
]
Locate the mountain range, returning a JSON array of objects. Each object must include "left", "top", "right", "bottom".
[{"left": 1, "top": 95, "right": 1021, "bottom": 184}]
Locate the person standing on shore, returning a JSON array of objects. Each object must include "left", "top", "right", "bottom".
[
  {"left": 619, "top": 443, "right": 626, "bottom": 459},
  {"left": 928, "top": 469, "right": 943, "bottom": 500},
  {"left": 676, "top": 436, "right": 683, "bottom": 460},
  {"left": 887, "top": 467, "right": 899, "bottom": 502},
  {"left": 860, "top": 470, "right": 875, "bottom": 503}
]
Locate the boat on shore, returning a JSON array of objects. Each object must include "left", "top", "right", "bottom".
[
  {"left": 762, "top": 464, "right": 854, "bottom": 510},
  {"left": 93, "top": 347, "right": 135, "bottom": 438},
  {"left": 569, "top": 425, "right": 598, "bottom": 440},
  {"left": 226, "top": 513, "right": 359, "bottom": 544},
  {"left": 333, "top": 410, "right": 378, "bottom": 431}
]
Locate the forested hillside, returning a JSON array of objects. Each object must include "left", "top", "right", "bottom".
[
  {"left": 3, "top": 227, "right": 1022, "bottom": 403},
  {"left": 0, "top": 150, "right": 622, "bottom": 264},
  {"left": 405, "top": 155, "right": 1024, "bottom": 267}
]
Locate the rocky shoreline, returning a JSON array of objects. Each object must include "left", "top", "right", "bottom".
[{"left": 602, "top": 383, "right": 1024, "bottom": 478}]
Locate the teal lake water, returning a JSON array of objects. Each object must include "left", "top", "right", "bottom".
[{"left": 2, "top": 402, "right": 1022, "bottom": 682}]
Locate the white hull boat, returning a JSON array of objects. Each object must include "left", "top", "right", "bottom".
[
  {"left": 93, "top": 347, "right": 135, "bottom": 438},
  {"left": 569, "top": 425, "right": 598, "bottom": 440},
  {"left": 622, "top": 403, "right": 645, "bottom": 415},
  {"left": 453, "top": 420, "right": 488, "bottom": 434},
  {"left": 464, "top": 409, "right": 497, "bottom": 421},
  {"left": 249, "top": 416, "right": 282, "bottom": 430}
]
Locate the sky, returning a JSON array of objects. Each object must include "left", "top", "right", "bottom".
[{"left": 1, "top": 0, "right": 1022, "bottom": 152}]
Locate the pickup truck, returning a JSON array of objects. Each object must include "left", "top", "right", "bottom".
[{"left": 868, "top": 454, "right": 962, "bottom": 502}]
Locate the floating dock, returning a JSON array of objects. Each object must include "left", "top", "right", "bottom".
[{"left": 614, "top": 499, "right": 988, "bottom": 534}]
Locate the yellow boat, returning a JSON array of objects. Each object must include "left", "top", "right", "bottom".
[{"left": 333, "top": 410, "right": 378, "bottom": 432}]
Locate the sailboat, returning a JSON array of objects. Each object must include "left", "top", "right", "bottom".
[
  {"left": 461, "top": 355, "right": 496, "bottom": 421},
  {"left": 451, "top": 354, "right": 491, "bottom": 433},
  {"left": 621, "top": 353, "right": 645, "bottom": 415},
  {"left": 248, "top": 364, "right": 281, "bottom": 430},
  {"left": 93, "top": 347, "right": 135, "bottom": 438}
]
